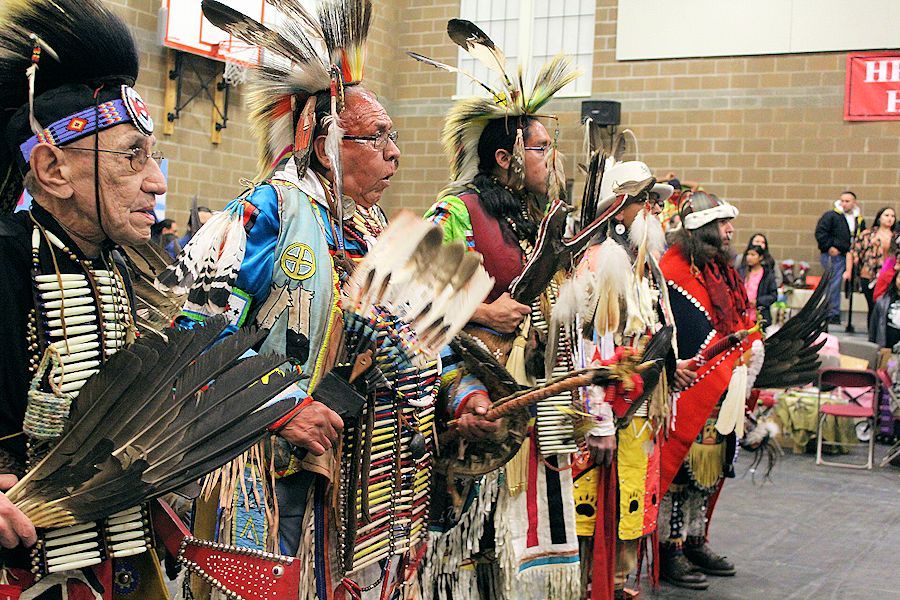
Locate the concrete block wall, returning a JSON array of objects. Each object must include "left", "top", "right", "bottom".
[
  {"left": 108, "top": 0, "right": 403, "bottom": 229},
  {"left": 384, "top": 0, "right": 900, "bottom": 267},
  {"left": 110, "top": 0, "right": 900, "bottom": 266}
]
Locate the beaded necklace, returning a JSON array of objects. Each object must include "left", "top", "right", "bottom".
[{"left": 26, "top": 218, "right": 135, "bottom": 464}]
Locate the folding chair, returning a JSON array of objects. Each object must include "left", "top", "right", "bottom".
[
  {"left": 837, "top": 338, "right": 881, "bottom": 370},
  {"left": 815, "top": 368, "right": 879, "bottom": 469}
]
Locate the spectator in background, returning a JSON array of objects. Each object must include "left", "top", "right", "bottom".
[
  {"left": 150, "top": 218, "right": 182, "bottom": 259},
  {"left": 658, "top": 172, "right": 702, "bottom": 234},
  {"left": 739, "top": 245, "right": 778, "bottom": 325},
  {"left": 814, "top": 191, "right": 865, "bottom": 325},
  {"left": 869, "top": 268, "right": 900, "bottom": 349},
  {"left": 849, "top": 206, "right": 896, "bottom": 325},
  {"left": 179, "top": 205, "right": 214, "bottom": 247},
  {"left": 735, "top": 232, "right": 783, "bottom": 287}
]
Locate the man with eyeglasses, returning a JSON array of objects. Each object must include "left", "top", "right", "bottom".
[
  {"left": 155, "top": 1, "right": 451, "bottom": 595},
  {"left": 170, "top": 84, "right": 401, "bottom": 456},
  {"left": 418, "top": 34, "right": 590, "bottom": 595},
  {"left": 0, "top": 0, "right": 170, "bottom": 596}
]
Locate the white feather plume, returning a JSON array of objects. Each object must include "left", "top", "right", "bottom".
[
  {"left": 590, "top": 238, "right": 632, "bottom": 337},
  {"left": 345, "top": 213, "right": 494, "bottom": 361}
]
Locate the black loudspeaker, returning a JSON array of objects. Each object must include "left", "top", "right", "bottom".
[{"left": 581, "top": 100, "right": 621, "bottom": 127}]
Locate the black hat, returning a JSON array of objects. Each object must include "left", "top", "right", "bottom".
[{"left": 0, "top": 0, "right": 154, "bottom": 212}]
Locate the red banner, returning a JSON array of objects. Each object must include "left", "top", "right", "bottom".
[{"left": 845, "top": 52, "right": 900, "bottom": 121}]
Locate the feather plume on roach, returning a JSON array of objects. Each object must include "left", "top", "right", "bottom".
[
  {"left": 5, "top": 316, "right": 302, "bottom": 528},
  {"left": 446, "top": 18, "right": 514, "bottom": 100},
  {"left": 201, "top": 0, "right": 372, "bottom": 177},
  {"left": 408, "top": 19, "right": 579, "bottom": 188},
  {"left": 406, "top": 51, "right": 502, "bottom": 100}
]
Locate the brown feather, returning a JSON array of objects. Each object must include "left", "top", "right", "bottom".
[{"left": 122, "top": 243, "right": 186, "bottom": 334}]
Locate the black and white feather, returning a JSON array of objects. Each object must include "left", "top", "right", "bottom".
[
  {"left": 754, "top": 269, "right": 832, "bottom": 389},
  {"left": 155, "top": 200, "right": 247, "bottom": 315}
]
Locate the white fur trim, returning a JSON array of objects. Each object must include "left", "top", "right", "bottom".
[{"left": 683, "top": 202, "right": 739, "bottom": 229}]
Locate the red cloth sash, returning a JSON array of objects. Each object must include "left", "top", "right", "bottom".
[
  {"left": 459, "top": 193, "right": 524, "bottom": 302},
  {"left": 589, "top": 460, "right": 617, "bottom": 600},
  {"left": 659, "top": 348, "right": 743, "bottom": 496},
  {"left": 658, "top": 246, "right": 756, "bottom": 497}
]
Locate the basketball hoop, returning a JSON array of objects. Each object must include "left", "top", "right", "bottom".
[
  {"left": 211, "top": 37, "right": 257, "bottom": 87},
  {"left": 223, "top": 60, "right": 249, "bottom": 86}
]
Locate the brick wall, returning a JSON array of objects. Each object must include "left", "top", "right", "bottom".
[
  {"left": 384, "top": 0, "right": 900, "bottom": 267},
  {"left": 113, "top": 0, "right": 900, "bottom": 267},
  {"left": 107, "top": 0, "right": 257, "bottom": 230}
]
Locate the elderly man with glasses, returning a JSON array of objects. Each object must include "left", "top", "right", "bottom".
[
  {"left": 0, "top": 0, "right": 171, "bottom": 596},
  {"left": 164, "top": 82, "right": 404, "bottom": 587}
]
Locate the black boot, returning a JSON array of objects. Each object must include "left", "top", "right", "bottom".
[
  {"left": 683, "top": 537, "right": 736, "bottom": 576},
  {"left": 660, "top": 544, "right": 709, "bottom": 590}
]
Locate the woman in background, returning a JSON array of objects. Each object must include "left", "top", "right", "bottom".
[
  {"left": 735, "top": 232, "right": 783, "bottom": 287},
  {"left": 850, "top": 207, "right": 896, "bottom": 324}
]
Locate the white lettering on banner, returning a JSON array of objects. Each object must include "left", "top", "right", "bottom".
[
  {"left": 887, "top": 90, "right": 900, "bottom": 113},
  {"left": 864, "top": 59, "right": 900, "bottom": 83}
]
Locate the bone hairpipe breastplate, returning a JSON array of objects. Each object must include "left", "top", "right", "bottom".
[
  {"left": 25, "top": 225, "right": 151, "bottom": 581},
  {"left": 530, "top": 280, "right": 579, "bottom": 456},
  {"left": 336, "top": 360, "right": 439, "bottom": 579}
]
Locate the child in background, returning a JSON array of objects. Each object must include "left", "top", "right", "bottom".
[{"left": 740, "top": 245, "right": 778, "bottom": 325}]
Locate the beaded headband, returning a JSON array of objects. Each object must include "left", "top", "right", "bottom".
[{"left": 18, "top": 85, "right": 153, "bottom": 163}]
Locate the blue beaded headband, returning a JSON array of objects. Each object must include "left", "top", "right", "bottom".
[{"left": 19, "top": 84, "right": 154, "bottom": 163}]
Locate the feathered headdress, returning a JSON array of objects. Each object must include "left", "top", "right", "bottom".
[
  {"left": 0, "top": 0, "right": 153, "bottom": 213},
  {"left": 201, "top": 0, "right": 372, "bottom": 182},
  {"left": 408, "top": 19, "right": 580, "bottom": 187}
]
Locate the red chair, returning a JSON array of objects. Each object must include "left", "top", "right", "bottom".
[{"left": 815, "top": 368, "right": 879, "bottom": 469}]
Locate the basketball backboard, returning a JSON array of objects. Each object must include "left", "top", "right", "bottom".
[{"left": 160, "top": 0, "right": 264, "bottom": 66}]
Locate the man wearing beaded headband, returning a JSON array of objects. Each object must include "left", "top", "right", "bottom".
[
  {"left": 0, "top": 0, "right": 169, "bottom": 596},
  {"left": 656, "top": 191, "right": 760, "bottom": 591}
]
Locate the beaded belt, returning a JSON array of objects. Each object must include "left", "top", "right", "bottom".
[{"left": 153, "top": 500, "right": 300, "bottom": 600}]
